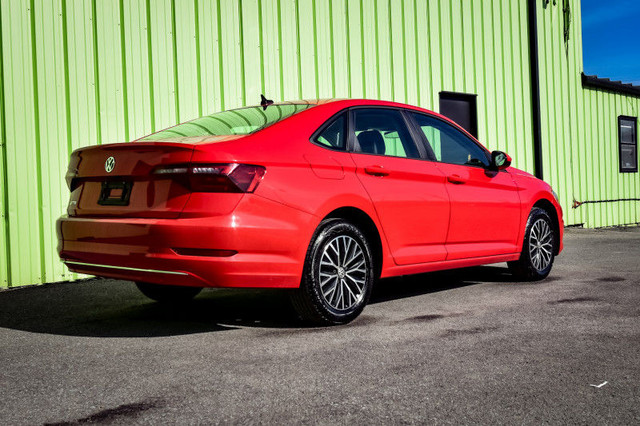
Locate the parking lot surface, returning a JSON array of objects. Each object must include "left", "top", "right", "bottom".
[{"left": 1, "top": 227, "right": 639, "bottom": 425}]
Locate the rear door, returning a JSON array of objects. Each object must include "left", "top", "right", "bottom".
[
  {"left": 348, "top": 107, "right": 450, "bottom": 265},
  {"left": 407, "top": 112, "right": 521, "bottom": 260}
]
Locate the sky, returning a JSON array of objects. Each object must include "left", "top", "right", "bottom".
[{"left": 581, "top": 0, "right": 640, "bottom": 85}]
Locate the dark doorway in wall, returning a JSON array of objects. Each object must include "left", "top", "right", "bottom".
[{"left": 439, "top": 92, "right": 478, "bottom": 138}]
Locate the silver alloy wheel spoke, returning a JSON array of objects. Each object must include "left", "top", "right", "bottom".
[
  {"left": 529, "top": 218, "right": 553, "bottom": 272},
  {"left": 319, "top": 235, "right": 367, "bottom": 311}
]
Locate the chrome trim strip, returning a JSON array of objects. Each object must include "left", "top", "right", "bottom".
[{"left": 64, "top": 261, "right": 188, "bottom": 276}]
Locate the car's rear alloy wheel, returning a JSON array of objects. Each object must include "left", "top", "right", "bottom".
[
  {"left": 135, "top": 281, "right": 202, "bottom": 303},
  {"left": 508, "top": 207, "right": 555, "bottom": 281},
  {"left": 291, "top": 219, "right": 374, "bottom": 325}
]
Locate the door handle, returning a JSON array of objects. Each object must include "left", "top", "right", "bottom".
[
  {"left": 447, "top": 174, "right": 467, "bottom": 184},
  {"left": 364, "top": 166, "right": 389, "bottom": 177}
]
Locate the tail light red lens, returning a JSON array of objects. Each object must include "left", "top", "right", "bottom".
[{"left": 153, "top": 163, "right": 266, "bottom": 193}]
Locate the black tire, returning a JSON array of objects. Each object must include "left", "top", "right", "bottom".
[
  {"left": 135, "top": 281, "right": 202, "bottom": 303},
  {"left": 508, "top": 207, "right": 556, "bottom": 281},
  {"left": 290, "top": 218, "right": 375, "bottom": 325}
]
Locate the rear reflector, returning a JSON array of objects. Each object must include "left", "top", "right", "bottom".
[
  {"left": 172, "top": 248, "right": 238, "bottom": 257},
  {"left": 153, "top": 163, "right": 265, "bottom": 193}
]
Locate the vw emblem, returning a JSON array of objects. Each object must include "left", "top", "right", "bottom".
[{"left": 105, "top": 156, "right": 115, "bottom": 173}]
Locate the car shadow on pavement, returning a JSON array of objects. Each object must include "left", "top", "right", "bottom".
[
  {"left": 0, "top": 265, "right": 516, "bottom": 337},
  {"left": 370, "top": 265, "right": 517, "bottom": 304}
]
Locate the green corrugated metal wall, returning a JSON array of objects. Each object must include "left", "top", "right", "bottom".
[
  {"left": 536, "top": 0, "right": 640, "bottom": 228},
  {"left": 0, "top": 0, "right": 637, "bottom": 288}
]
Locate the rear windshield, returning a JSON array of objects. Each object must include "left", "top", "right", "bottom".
[{"left": 139, "top": 103, "right": 315, "bottom": 141}]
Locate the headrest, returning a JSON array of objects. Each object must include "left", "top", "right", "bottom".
[{"left": 357, "top": 130, "right": 386, "bottom": 155}]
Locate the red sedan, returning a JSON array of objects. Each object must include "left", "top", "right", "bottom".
[{"left": 57, "top": 98, "right": 563, "bottom": 325}]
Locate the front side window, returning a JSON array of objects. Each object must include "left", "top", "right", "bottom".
[
  {"left": 315, "top": 114, "right": 346, "bottom": 150},
  {"left": 139, "top": 103, "right": 315, "bottom": 141},
  {"left": 619, "top": 116, "right": 637, "bottom": 172},
  {"left": 410, "top": 112, "right": 489, "bottom": 167},
  {"left": 352, "top": 109, "right": 420, "bottom": 159}
]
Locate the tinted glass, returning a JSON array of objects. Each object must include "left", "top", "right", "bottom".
[
  {"left": 352, "top": 109, "right": 420, "bottom": 159},
  {"left": 619, "top": 117, "right": 637, "bottom": 172},
  {"left": 315, "top": 114, "right": 346, "bottom": 149},
  {"left": 620, "top": 118, "right": 636, "bottom": 145},
  {"left": 140, "top": 103, "right": 315, "bottom": 141},
  {"left": 410, "top": 112, "right": 489, "bottom": 167},
  {"left": 621, "top": 145, "right": 636, "bottom": 170}
]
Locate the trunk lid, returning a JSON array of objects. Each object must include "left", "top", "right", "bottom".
[{"left": 67, "top": 142, "right": 196, "bottom": 218}]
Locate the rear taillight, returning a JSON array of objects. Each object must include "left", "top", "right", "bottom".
[{"left": 153, "top": 163, "right": 266, "bottom": 193}]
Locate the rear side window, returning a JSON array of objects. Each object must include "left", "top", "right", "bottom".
[
  {"left": 410, "top": 112, "right": 489, "bottom": 167},
  {"left": 139, "top": 103, "right": 315, "bottom": 141},
  {"left": 315, "top": 114, "right": 346, "bottom": 150},
  {"left": 352, "top": 109, "right": 420, "bottom": 159}
]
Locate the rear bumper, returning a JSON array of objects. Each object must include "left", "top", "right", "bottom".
[{"left": 57, "top": 195, "right": 316, "bottom": 288}]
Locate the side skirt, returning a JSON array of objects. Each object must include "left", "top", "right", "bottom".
[{"left": 380, "top": 253, "right": 520, "bottom": 279}]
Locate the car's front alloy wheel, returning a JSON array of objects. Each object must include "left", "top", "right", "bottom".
[
  {"left": 291, "top": 218, "right": 374, "bottom": 325},
  {"left": 508, "top": 207, "right": 555, "bottom": 281}
]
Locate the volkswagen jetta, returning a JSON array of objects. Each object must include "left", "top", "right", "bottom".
[{"left": 57, "top": 98, "right": 563, "bottom": 324}]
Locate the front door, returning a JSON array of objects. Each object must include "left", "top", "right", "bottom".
[{"left": 407, "top": 112, "right": 521, "bottom": 260}]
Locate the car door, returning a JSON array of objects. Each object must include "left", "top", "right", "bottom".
[
  {"left": 348, "top": 107, "right": 450, "bottom": 265},
  {"left": 407, "top": 112, "right": 522, "bottom": 260}
]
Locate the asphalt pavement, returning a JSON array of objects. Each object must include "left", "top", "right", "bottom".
[{"left": 0, "top": 227, "right": 639, "bottom": 425}]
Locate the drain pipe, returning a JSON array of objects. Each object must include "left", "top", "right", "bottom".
[{"left": 528, "top": 0, "right": 544, "bottom": 180}]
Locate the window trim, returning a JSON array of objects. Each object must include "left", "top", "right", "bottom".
[
  {"left": 618, "top": 115, "right": 638, "bottom": 173},
  {"left": 346, "top": 105, "right": 430, "bottom": 160},
  {"left": 406, "top": 110, "right": 492, "bottom": 169},
  {"left": 309, "top": 109, "right": 350, "bottom": 152}
]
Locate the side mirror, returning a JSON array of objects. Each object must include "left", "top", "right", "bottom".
[{"left": 490, "top": 150, "right": 511, "bottom": 170}]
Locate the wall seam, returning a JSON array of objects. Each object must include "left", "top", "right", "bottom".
[
  {"left": 90, "top": 0, "right": 102, "bottom": 143},
  {"left": 276, "top": 0, "right": 284, "bottom": 100},
  {"left": 400, "top": 0, "right": 408, "bottom": 102},
  {"left": 28, "top": 0, "right": 46, "bottom": 283},
  {"left": 215, "top": 0, "right": 225, "bottom": 109},
  {"left": 170, "top": 0, "right": 180, "bottom": 121},
  {"left": 294, "top": 0, "right": 302, "bottom": 99},
  {"left": 387, "top": 0, "right": 394, "bottom": 100},
  {"left": 344, "top": 0, "right": 352, "bottom": 98},
  {"left": 145, "top": 0, "right": 156, "bottom": 132},
  {"left": 374, "top": 0, "right": 380, "bottom": 98},
  {"left": 359, "top": 0, "right": 365, "bottom": 98},
  {"left": 60, "top": 0, "right": 72, "bottom": 281},
  {"left": 0, "top": 0, "right": 12, "bottom": 287},
  {"left": 61, "top": 0, "right": 72, "bottom": 156},
  {"left": 237, "top": 0, "right": 246, "bottom": 105},
  {"left": 194, "top": 0, "right": 202, "bottom": 116},
  {"left": 500, "top": 0, "right": 509, "bottom": 153},
  {"left": 328, "top": 0, "right": 336, "bottom": 98},
  {"left": 311, "top": 0, "right": 319, "bottom": 98},
  {"left": 257, "top": 0, "right": 265, "bottom": 95},
  {"left": 118, "top": 0, "right": 129, "bottom": 141},
  {"left": 412, "top": 0, "right": 420, "bottom": 104}
]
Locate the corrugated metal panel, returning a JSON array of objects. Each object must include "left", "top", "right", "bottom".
[
  {"left": 536, "top": 0, "right": 640, "bottom": 228},
  {"left": 0, "top": 0, "right": 636, "bottom": 287},
  {"left": 0, "top": 0, "right": 8, "bottom": 287}
]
